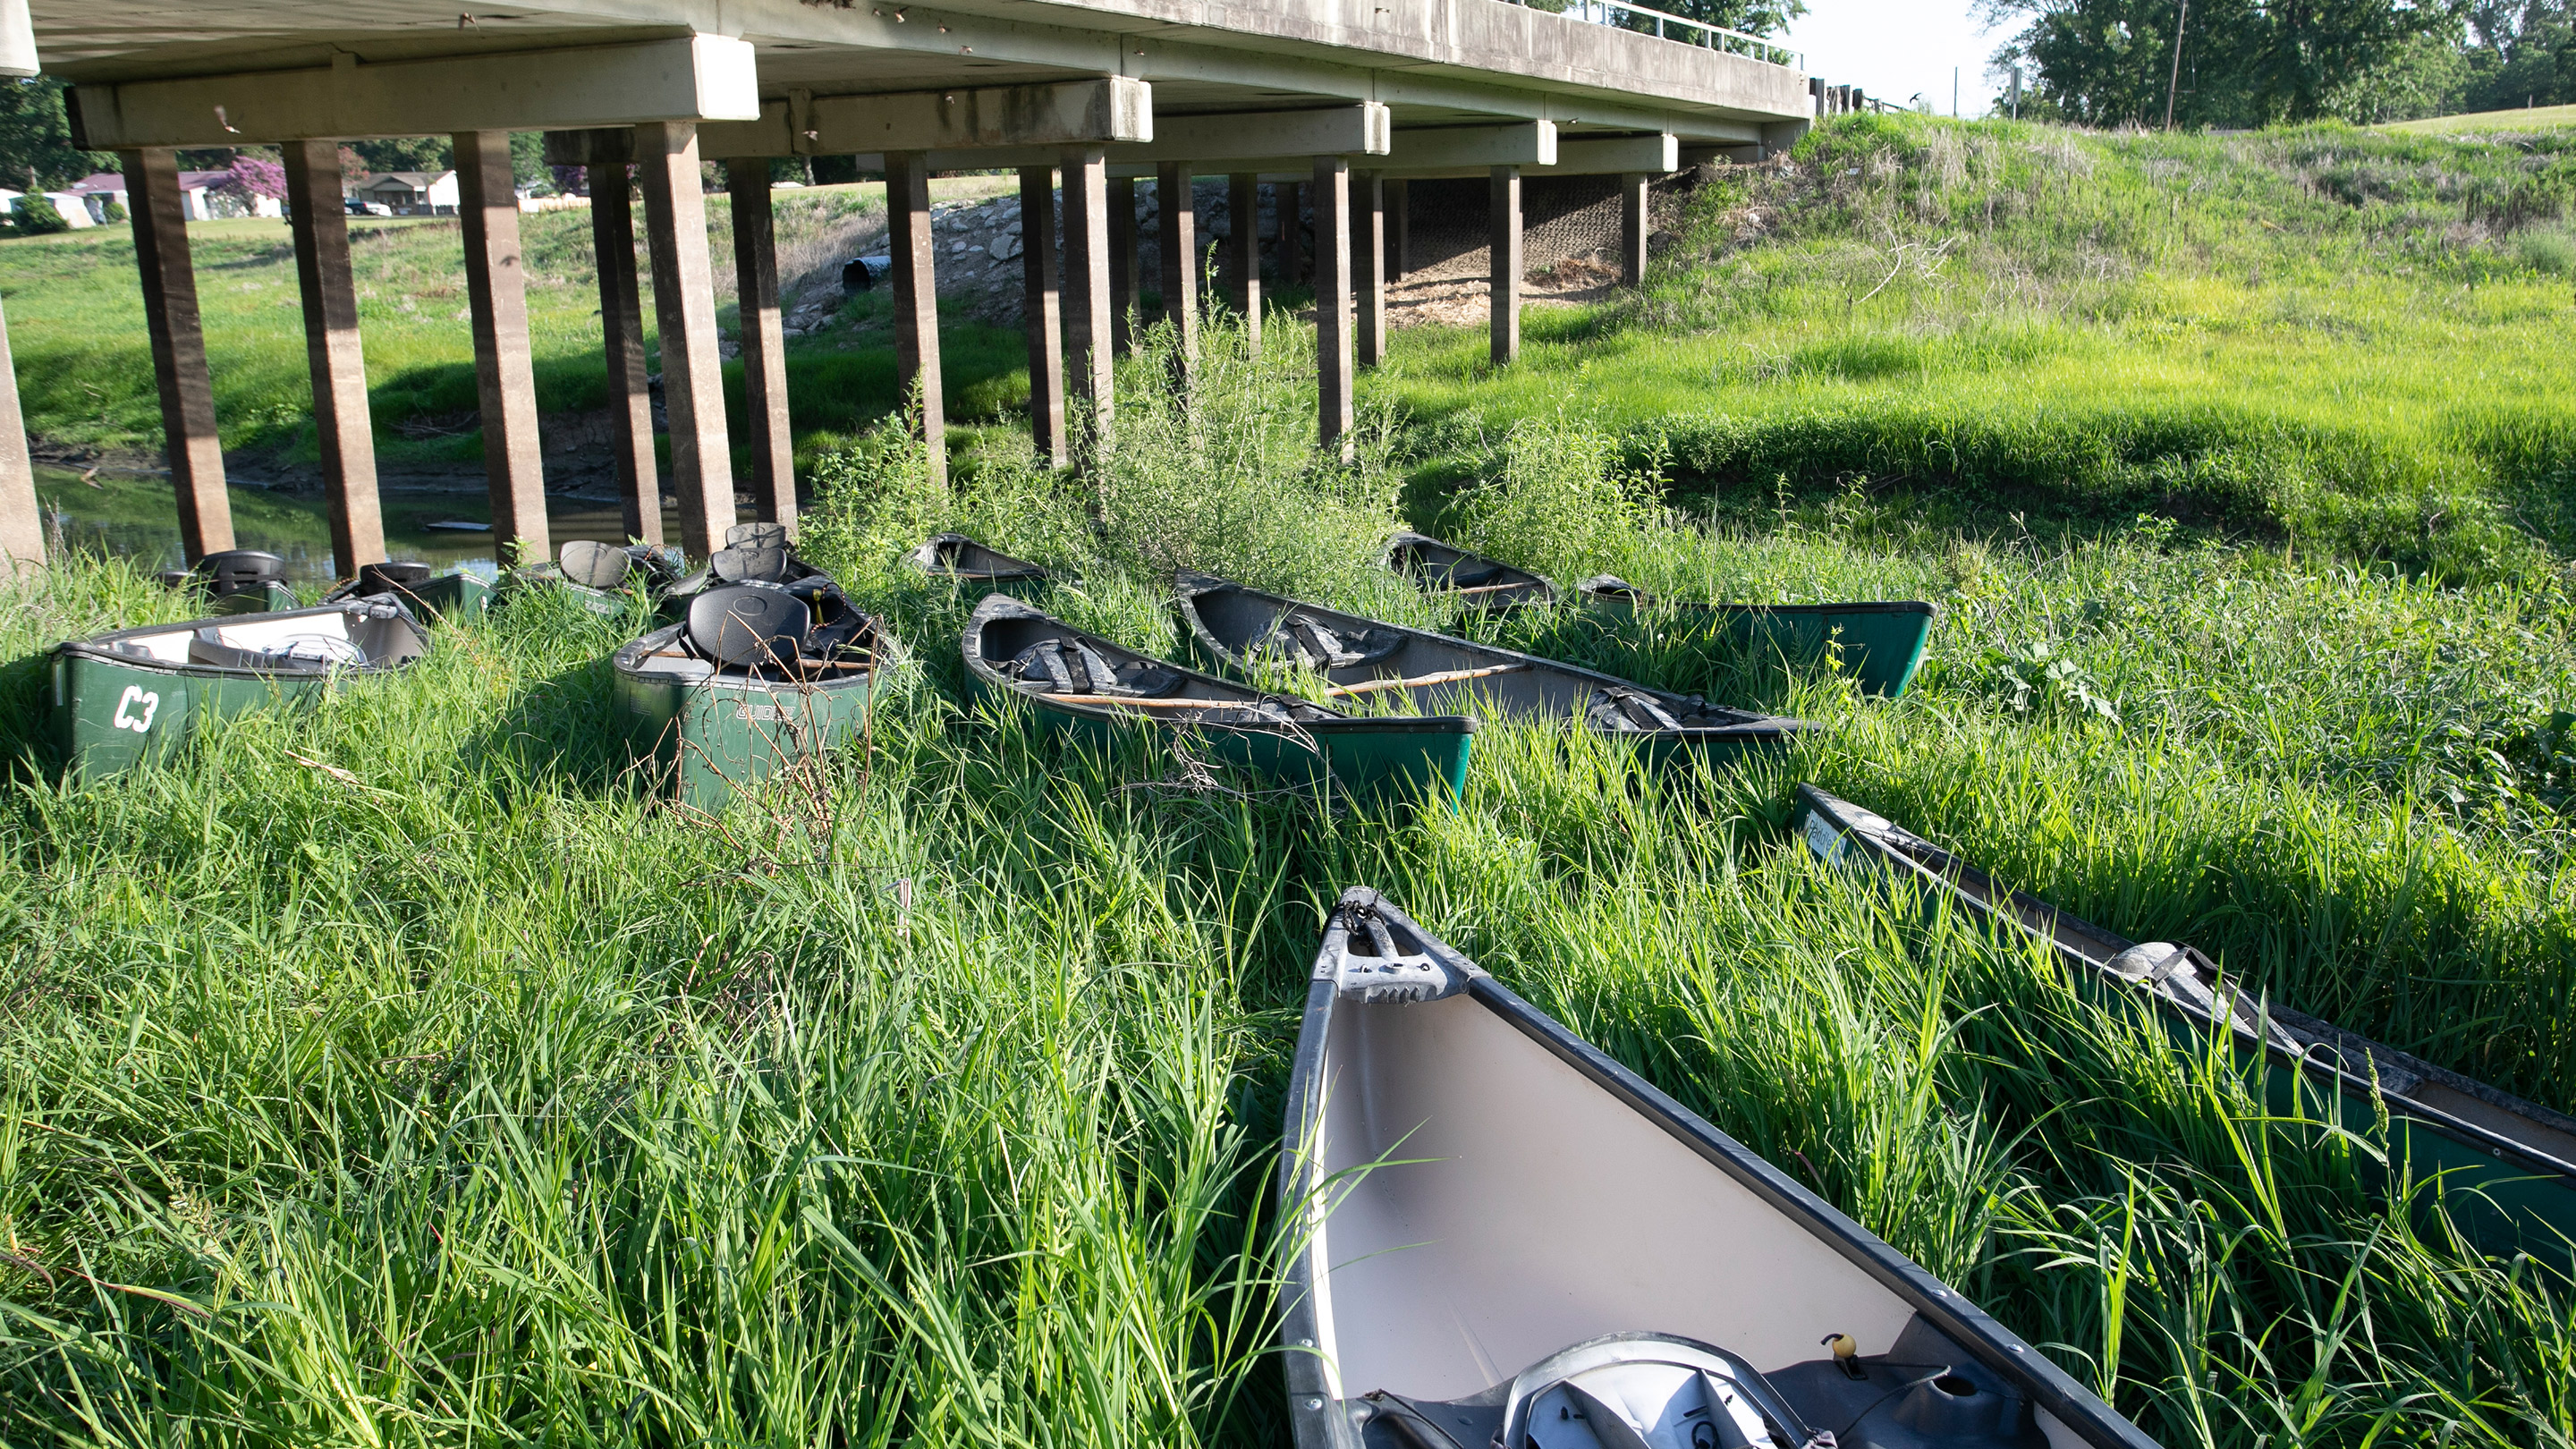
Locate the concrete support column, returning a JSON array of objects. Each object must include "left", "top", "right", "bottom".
[
  {"left": 1019, "top": 165, "right": 1066, "bottom": 468},
  {"left": 0, "top": 301, "right": 39, "bottom": 573},
  {"left": 1619, "top": 172, "right": 1649, "bottom": 288},
  {"left": 1277, "top": 181, "right": 1302, "bottom": 288},
  {"left": 1356, "top": 171, "right": 1385, "bottom": 369},
  {"left": 121, "top": 148, "right": 233, "bottom": 563},
  {"left": 1155, "top": 161, "right": 1198, "bottom": 364},
  {"left": 1227, "top": 172, "right": 1261, "bottom": 349},
  {"left": 637, "top": 121, "right": 736, "bottom": 554},
  {"left": 884, "top": 150, "right": 945, "bottom": 487},
  {"left": 1490, "top": 164, "right": 1522, "bottom": 368},
  {"left": 589, "top": 162, "right": 661, "bottom": 545},
  {"left": 1388, "top": 179, "right": 1410, "bottom": 282},
  {"left": 728, "top": 163, "right": 797, "bottom": 531},
  {"left": 1107, "top": 175, "right": 1138, "bottom": 355},
  {"left": 1313, "top": 157, "right": 1353, "bottom": 462},
  {"left": 454, "top": 132, "right": 548, "bottom": 563},
  {"left": 282, "top": 140, "right": 385, "bottom": 575},
  {"left": 1062, "top": 147, "right": 1114, "bottom": 442}
]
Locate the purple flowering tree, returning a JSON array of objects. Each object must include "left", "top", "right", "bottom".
[{"left": 225, "top": 155, "right": 290, "bottom": 201}]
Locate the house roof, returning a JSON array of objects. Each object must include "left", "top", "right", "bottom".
[
  {"left": 67, "top": 172, "right": 126, "bottom": 193},
  {"left": 360, "top": 171, "right": 452, "bottom": 190}
]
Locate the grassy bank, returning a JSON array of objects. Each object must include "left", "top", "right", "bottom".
[
  {"left": 4, "top": 314, "right": 2573, "bottom": 1445},
  {"left": 1384, "top": 114, "right": 2576, "bottom": 580}
]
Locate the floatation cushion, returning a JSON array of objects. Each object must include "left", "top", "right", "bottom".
[
  {"left": 689, "top": 584, "right": 806, "bottom": 669},
  {"left": 726, "top": 521, "right": 789, "bottom": 551},
  {"left": 712, "top": 546, "right": 791, "bottom": 584},
  {"left": 560, "top": 540, "right": 632, "bottom": 590}
]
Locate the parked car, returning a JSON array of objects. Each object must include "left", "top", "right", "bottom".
[{"left": 344, "top": 199, "right": 393, "bottom": 217}]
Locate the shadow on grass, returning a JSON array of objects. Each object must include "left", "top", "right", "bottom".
[{"left": 462, "top": 653, "right": 640, "bottom": 801}]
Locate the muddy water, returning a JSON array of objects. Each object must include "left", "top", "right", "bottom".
[{"left": 32, "top": 467, "right": 682, "bottom": 586}]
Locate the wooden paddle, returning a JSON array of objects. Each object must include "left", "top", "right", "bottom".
[
  {"left": 1448, "top": 580, "right": 1540, "bottom": 597},
  {"left": 1321, "top": 663, "right": 1530, "bottom": 698},
  {"left": 1035, "top": 693, "right": 1250, "bottom": 708}
]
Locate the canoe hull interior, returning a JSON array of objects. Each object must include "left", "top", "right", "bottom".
[
  {"left": 1383, "top": 531, "right": 1557, "bottom": 611},
  {"left": 907, "top": 532, "right": 1053, "bottom": 589},
  {"left": 1792, "top": 784, "right": 2576, "bottom": 1265},
  {"left": 1176, "top": 574, "right": 1813, "bottom": 758},
  {"left": 963, "top": 595, "right": 1474, "bottom": 801},
  {"left": 1282, "top": 891, "right": 2153, "bottom": 1449},
  {"left": 614, "top": 623, "right": 882, "bottom": 810},
  {"left": 47, "top": 604, "right": 429, "bottom": 781}
]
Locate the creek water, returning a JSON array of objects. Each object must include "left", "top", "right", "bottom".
[{"left": 32, "top": 466, "right": 682, "bottom": 586}]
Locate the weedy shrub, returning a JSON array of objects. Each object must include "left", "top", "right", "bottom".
[{"left": 1442, "top": 410, "right": 1669, "bottom": 583}]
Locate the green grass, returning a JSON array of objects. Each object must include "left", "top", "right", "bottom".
[
  {"left": 5, "top": 309, "right": 2574, "bottom": 1445},
  {"left": 9, "top": 116, "right": 2576, "bottom": 1446},
  {"left": 2384, "top": 103, "right": 2576, "bottom": 134},
  {"left": 1377, "top": 114, "right": 2576, "bottom": 581}
]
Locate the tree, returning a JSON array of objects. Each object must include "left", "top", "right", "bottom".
[
  {"left": 225, "top": 154, "right": 288, "bottom": 202},
  {"left": 11, "top": 194, "right": 69, "bottom": 235},
  {"left": 1982, "top": 0, "right": 2458, "bottom": 127},
  {"left": 0, "top": 78, "right": 112, "bottom": 193}
]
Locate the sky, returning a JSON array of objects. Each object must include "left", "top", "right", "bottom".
[{"left": 1782, "top": 2, "right": 2016, "bottom": 118}]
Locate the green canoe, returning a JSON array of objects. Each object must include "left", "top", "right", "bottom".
[
  {"left": 612, "top": 583, "right": 895, "bottom": 810},
  {"left": 1174, "top": 572, "right": 1816, "bottom": 765},
  {"left": 965, "top": 593, "right": 1474, "bottom": 801},
  {"left": 325, "top": 562, "right": 493, "bottom": 623},
  {"left": 1580, "top": 576, "right": 1936, "bottom": 699},
  {"left": 1382, "top": 530, "right": 1557, "bottom": 610},
  {"left": 1794, "top": 783, "right": 2576, "bottom": 1263},
  {"left": 907, "top": 532, "right": 1054, "bottom": 590},
  {"left": 47, "top": 599, "right": 430, "bottom": 781}
]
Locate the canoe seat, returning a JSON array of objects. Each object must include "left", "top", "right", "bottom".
[
  {"left": 1259, "top": 617, "right": 1407, "bottom": 670},
  {"left": 1010, "top": 638, "right": 1182, "bottom": 698}
]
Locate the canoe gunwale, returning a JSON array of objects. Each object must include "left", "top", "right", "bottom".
[
  {"left": 1278, "top": 887, "right": 2158, "bottom": 1449},
  {"left": 1172, "top": 572, "right": 1811, "bottom": 743},
  {"left": 1575, "top": 577, "right": 1940, "bottom": 621},
  {"left": 51, "top": 602, "right": 431, "bottom": 683},
  {"left": 1793, "top": 784, "right": 2576, "bottom": 1190}
]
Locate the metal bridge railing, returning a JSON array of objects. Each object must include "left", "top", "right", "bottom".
[{"left": 1502, "top": 0, "right": 1803, "bottom": 72}]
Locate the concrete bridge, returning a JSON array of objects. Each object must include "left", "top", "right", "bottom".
[{"left": 0, "top": 0, "right": 1814, "bottom": 574}]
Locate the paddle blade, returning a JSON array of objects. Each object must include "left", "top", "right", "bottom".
[
  {"left": 560, "top": 539, "right": 632, "bottom": 590},
  {"left": 688, "top": 585, "right": 806, "bottom": 669}
]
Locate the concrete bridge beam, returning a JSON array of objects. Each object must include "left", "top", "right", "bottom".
[
  {"left": 0, "top": 301, "right": 39, "bottom": 574},
  {"left": 729, "top": 164, "right": 797, "bottom": 533},
  {"left": 122, "top": 148, "right": 232, "bottom": 565},
  {"left": 455, "top": 131, "right": 549, "bottom": 565},
  {"left": 886, "top": 150, "right": 945, "bottom": 488},
  {"left": 282, "top": 138, "right": 386, "bottom": 574},
  {"left": 1315, "top": 157, "right": 1353, "bottom": 461},
  {"left": 639, "top": 121, "right": 737, "bottom": 555},
  {"left": 543, "top": 128, "right": 661, "bottom": 546},
  {"left": 67, "top": 37, "right": 759, "bottom": 148},
  {"left": 1021, "top": 165, "right": 1067, "bottom": 470}
]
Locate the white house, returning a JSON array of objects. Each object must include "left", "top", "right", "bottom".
[{"left": 354, "top": 171, "right": 459, "bottom": 216}]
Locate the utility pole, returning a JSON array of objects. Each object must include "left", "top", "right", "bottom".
[
  {"left": 2164, "top": 0, "right": 2189, "bottom": 131},
  {"left": 1954, "top": 68, "right": 1960, "bottom": 119},
  {"left": 2011, "top": 66, "right": 2023, "bottom": 121}
]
